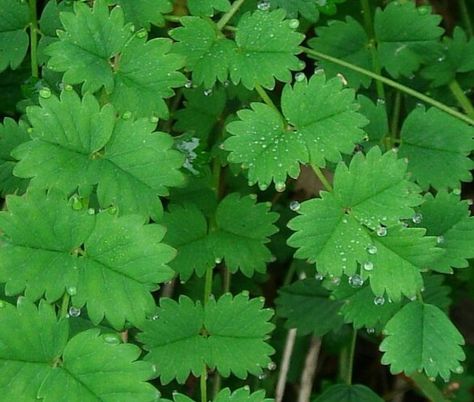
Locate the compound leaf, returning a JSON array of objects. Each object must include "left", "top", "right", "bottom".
[
  {"left": 0, "top": 0, "right": 30, "bottom": 71},
  {"left": 308, "top": 17, "right": 372, "bottom": 88},
  {"left": 111, "top": 0, "right": 172, "bottom": 29},
  {"left": 380, "top": 301, "right": 465, "bottom": 381},
  {"left": 0, "top": 191, "right": 176, "bottom": 329},
  {"left": 276, "top": 278, "right": 344, "bottom": 336},
  {"left": 187, "top": 0, "right": 231, "bottom": 17},
  {"left": 270, "top": 0, "right": 320, "bottom": 22},
  {"left": 139, "top": 293, "right": 275, "bottom": 383},
  {"left": 314, "top": 384, "right": 383, "bottom": 402},
  {"left": 12, "top": 91, "right": 185, "bottom": 220},
  {"left": 374, "top": 2, "right": 444, "bottom": 78},
  {"left": 398, "top": 107, "right": 474, "bottom": 191}
]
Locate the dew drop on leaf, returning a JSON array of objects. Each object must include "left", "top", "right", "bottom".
[
  {"left": 275, "top": 182, "right": 286, "bottom": 192},
  {"left": 215, "top": 257, "right": 222, "bottom": 264},
  {"left": 122, "top": 111, "right": 132, "bottom": 120},
  {"left": 315, "top": 272, "right": 324, "bottom": 280},
  {"left": 66, "top": 286, "right": 77, "bottom": 296},
  {"left": 289, "top": 200, "right": 300, "bottom": 211},
  {"left": 366, "top": 327, "right": 375, "bottom": 334},
  {"left": 454, "top": 366, "right": 464, "bottom": 374},
  {"left": 39, "top": 87, "right": 52, "bottom": 99},
  {"left": 258, "top": 372, "right": 267, "bottom": 380},
  {"left": 412, "top": 212, "right": 423, "bottom": 224},
  {"left": 267, "top": 361, "right": 277, "bottom": 370},
  {"left": 366, "top": 244, "right": 377, "bottom": 255},
  {"left": 436, "top": 235, "right": 444, "bottom": 244},
  {"left": 257, "top": 0, "right": 270, "bottom": 11},
  {"left": 68, "top": 306, "right": 81, "bottom": 317},
  {"left": 87, "top": 208, "right": 95, "bottom": 215},
  {"left": 363, "top": 261, "right": 374, "bottom": 271},
  {"left": 336, "top": 73, "right": 348, "bottom": 86},
  {"left": 374, "top": 296, "right": 385, "bottom": 306},
  {"left": 348, "top": 274, "right": 364, "bottom": 288},
  {"left": 136, "top": 28, "right": 147, "bottom": 38},
  {"left": 288, "top": 19, "right": 300, "bottom": 29},
  {"left": 203, "top": 88, "right": 213, "bottom": 96},
  {"left": 103, "top": 333, "right": 121, "bottom": 344},
  {"left": 184, "top": 80, "right": 192, "bottom": 89},
  {"left": 376, "top": 226, "right": 387, "bottom": 237},
  {"left": 295, "top": 72, "right": 305, "bottom": 82}
]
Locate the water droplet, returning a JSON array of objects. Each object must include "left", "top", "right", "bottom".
[
  {"left": 412, "top": 212, "right": 423, "bottom": 224},
  {"left": 437, "top": 55, "right": 446, "bottom": 62},
  {"left": 215, "top": 257, "right": 222, "bottom": 264},
  {"left": 409, "top": 295, "right": 417, "bottom": 301},
  {"left": 258, "top": 372, "right": 267, "bottom": 380},
  {"left": 68, "top": 306, "right": 81, "bottom": 317},
  {"left": 454, "top": 365, "right": 464, "bottom": 374},
  {"left": 436, "top": 235, "right": 445, "bottom": 244},
  {"left": 366, "top": 244, "right": 377, "bottom": 255},
  {"left": 87, "top": 208, "right": 95, "bottom": 215},
  {"left": 150, "top": 116, "right": 159, "bottom": 123},
  {"left": 267, "top": 362, "right": 277, "bottom": 370},
  {"left": 377, "top": 98, "right": 386, "bottom": 105},
  {"left": 184, "top": 80, "right": 192, "bottom": 89},
  {"left": 203, "top": 88, "right": 213, "bottom": 96},
  {"left": 39, "top": 87, "right": 52, "bottom": 99},
  {"left": 295, "top": 72, "right": 305, "bottom": 82},
  {"left": 66, "top": 286, "right": 77, "bottom": 296},
  {"left": 418, "top": 5, "right": 430, "bottom": 15},
  {"left": 336, "top": 73, "right": 348, "bottom": 86},
  {"left": 288, "top": 19, "right": 300, "bottom": 29},
  {"left": 64, "top": 84, "right": 73, "bottom": 91},
  {"left": 103, "top": 334, "right": 121, "bottom": 344},
  {"left": 366, "top": 327, "right": 375, "bottom": 334},
  {"left": 136, "top": 29, "right": 147, "bottom": 38},
  {"left": 275, "top": 182, "right": 286, "bottom": 192},
  {"left": 374, "top": 296, "right": 385, "bottom": 306},
  {"left": 289, "top": 200, "right": 300, "bottom": 211},
  {"left": 349, "top": 274, "right": 364, "bottom": 288},
  {"left": 453, "top": 188, "right": 461, "bottom": 195},
  {"left": 257, "top": 0, "right": 270, "bottom": 11},
  {"left": 376, "top": 226, "right": 387, "bottom": 237},
  {"left": 122, "top": 111, "right": 132, "bottom": 120},
  {"left": 315, "top": 273, "right": 324, "bottom": 280},
  {"left": 331, "top": 276, "right": 341, "bottom": 286},
  {"left": 223, "top": 80, "right": 230, "bottom": 87}
]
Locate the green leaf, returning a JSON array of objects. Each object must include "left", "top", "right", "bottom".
[
  {"left": 422, "top": 27, "right": 474, "bottom": 87},
  {"left": 308, "top": 17, "right": 372, "bottom": 88},
  {"left": 374, "top": 2, "right": 444, "bottom": 78},
  {"left": 230, "top": 9, "right": 304, "bottom": 89},
  {"left": 357, "top": 95, "right": 388, "bottom": 151},
  {"left": 224, "top": 73, "right": 368, "bottom": 190},
  {"left": 0, "top": 191, "right": 176, "bottom": 329},
  {"left": 45, "top": 0, "right": 185, "bottom": 118},
  {"left": 314, "top": 384, "right": 383, "bottom": 402},
  {"left": 380, "top": 301, "right": 465, "bottom": 381},
  {"left": 111, "top": 0, "right": 172, "bottom": 28},
  {"left": 12, "top": 90, "right": 185, "bottom": 220},
  {"left": 187, "top": 0, "right": 231, "bottom": 16},
  {"left": 0, "top": 298, "right": 159, "bottom": 401},
  {"left": 276, "top": 278, "right": 344, "bottom": 336},
  {"left": 139, "top": 293, "right": 275, "bottom": 384},
  {"left": 170, "top": 17, "right": 235, "bottom": 89},
  {"left": 0, "top": 117, "right": 29, "bottom": 196},
  {"left": 0, "top": 0, "right": 30, "bottom": 72},
  {"left": 173, "top": 387, "right": 273, "bottom": 402},
  {"left": 288, "top": 147, "right": 441, "bottom": 301},
  {"left": 422, "top": 274, "right": 452, "bottom": 312},
  {"left": 270, "top": 0, "right": 320, "bottom": 22},
  {"left": 398, "top": 107, "right": 474, "bottom": 190},
  {"left": 417, "top": 191, "right": 474, "bottom": 272}
]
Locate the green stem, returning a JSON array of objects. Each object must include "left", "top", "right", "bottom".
[
  {"left": 301, "top": 47, "right": 474, "bottom": 126},
  {"left": 345, "top": 328, "right": 357, "bottom": 385},
  {"left": 29, "top": 0, "right": 38, "bottom": 78},
  {"left": 255, "top": 84, "right": 280, "bottom": 115},
  {"left": 360, "top": 0, "right": 385, "bottom": 99},
  {"left": 312, "top": 165, "right": 333, "bottom": 192},
  {"left": 216, "top": 0, "right": 246, "bottom": 31},
  {"left": 459, "top": 0, "right": 473, "bottom": 37},
  {"left": 60, "top": 293, "right": 70, "bottom": 319},
  {"left": 200, "top": 364, "right": 208, "bottom": 402},
  {"left": 390, "top": 91, "right": 402, "bottom": 147},
  {"left": 163, "top": 14, "right": 182, "bottom": 23},
  {"left": 449, "top": 80, "right": 474, "bottom": 119},
  {"left": 410, "top": 372, "right": 449, "bottom": 402}
]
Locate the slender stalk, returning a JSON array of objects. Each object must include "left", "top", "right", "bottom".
[
  {"left": 163, "top": 14, "right": 182, "bottom": 23},
  {"left": 200, "top": 364, "right": 208, "bottom": 402},
  {"left": 216, "top": 0, "right": 246, "bottom": 31},
  {"left": 29, "top": 0, "right": 39, "bottom": 78},
  {"left": 360, "top": 0, "right": 385, "bottom": 99},
  {"left": 345, "top": 328, "right": 357, "bottom": 385},
  {"left": 301, "top": 47, "right": 474, "bottom": 126},
  {"left": 60, "top": 293, "right": 70, "bottom": 319},
  {"left": 298, "top": 337, "right": 322, "bottom": 402},
  {"left": 390, "top": 91, "right": 402, "bottom": 147},
  {"left": 255, "top": 84, "right": 280, "bottom": 115},
  {"left": 275, "top": 328, "right": 297, "bottom": 402},
  {"left": 459, "top": 0, "right": 473, "bottom": 37},
  {"left": 311, "top": 165, "right": 333, "bottom": 192},
  {"left": 449, "top": 80, "right": 474, "bottom": 119},
  {"left": 410, "top": 372, "right": 449, "bottom": 402}
]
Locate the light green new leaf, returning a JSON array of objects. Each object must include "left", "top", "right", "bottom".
[
  {"left": 308, "top": 17, "right": 372, "bottom": 88},
  {"left": 173, "top": 387, "right": 273, "bottom": 402},
  {"left": 230, "top": 9, "right": 305, "bottom": 89},
  {"left": 45, "top": 0, "right": 185, "bottom": 117},
  {"left": 0, "top": 191, "right": 176, "bottom": 329},
  {"left": 170, "top": 17, "right": 236, "bottom": 89},
  {"left": 314, "top": 384, "right": 383, "bottom": 402},
  {"left": 0, "top": 117, "right": 29, "bottom": 196},
  {"left": 139, "top": 293, "right": 275, "bottom": 384},
  {"left": 0, "top": 0, "right": 30, "bottom": 72},
  {"left": 398, "top": 107, "right": 474, "bottom": 190},
  {"left": 422, "top": 28, "right": 474, "bottom": 87},
  {"left": 380, "top": 301, "right": 465, "bottom": 381},
  {"left": 187, "top": 0, "right": 231, "bottom": 16},
  {"left": 225, "top": 73, "right": 367, "bottom": 189},
  {"left": 374, "top": 2, "right": 444, "bottom": 78},
  {"left": 12, "top": 91, "right": 185, "bottom": 220},
  {"left": 270, "top": 0, "right": 320, "bottom": 22},
  {"left": 276, "top": 278, "right": 344, "bottom": 336},
  {"left": 111, "top": 0, "right": 172, "bottom": 28},
  {"left": 417, "top": 191, "right": 474, "bottom": 272},
  {"left": 0, "top": 299, "right": 159, "bottom": 402}
]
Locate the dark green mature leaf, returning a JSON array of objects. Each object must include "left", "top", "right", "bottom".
[
  {"left": 111, "top": 0, "right": 172, "bottom": 28},
  {"left": 422, "top": 27, "right": 474, "bottom": 87},
  {"left": 0, "top": 298, "right": 159, "bottom": 401},
  {"left": 173, "top": 387, "right": 273, "bottom": 402},
  {"left": 139, "top": 293, "right": 275, "bottom": 384},
  {"left": 45, "top": 0, "right": 185, "bottom": 118},
  {"left": 276, "top": 278, "right": 344, "bottom": 336},
  {"left": 12, "top": 90, "right": 185, "bottom": 220},
  {"left": 309, "top": 17, "right": 371, "bottom": 88},
  {"left": 422, "top": 274, "right": 451, "bottom": 312},
  {"left": 380, "top": 301, "right": 465, "bottom": 381},
  {"left": 0, "top": 191, "right": 176, "bottom": 329},
  {"left": 357, "top": 95, "right": 388, "bottom": 151},
  {"left": 225, "top": 73, "right": 367, "bottom": 190},
  {"left": 187, "top": 0, "right": 231, "bottom": 16},
  {"left": 417, "top": 191, "right": 474, "bottom": 272},
  {"left": 0, "top": 0, "right": 30, "bottom": 72},
  {"left": 270, "top": 0, "right": 319, "bottom": 22},
  {"left": 374, "top": 2, "right": 444, "bottom": 78},
  {"left": 314, "top": 384, "right": 383, "bottom": 402},
  {"left": 0, "top": 118, "right": 29, "bottom": 196},
  {"left": 230, "top": 9, "right": 305, "bottom": 89},
  {"left": 398, "top": 107, "right": 474, "bottom": 190}
]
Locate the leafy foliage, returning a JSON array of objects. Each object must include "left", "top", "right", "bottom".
[
  {"left": 314, "top": 384, "right": 384, "bottom": 402},
  {"left": 173, "top": 387, "right": 272, "bottom": 402},
  {"left": 139, "top": 293, "right": 274, "bottom": 383}
]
